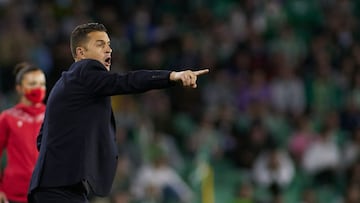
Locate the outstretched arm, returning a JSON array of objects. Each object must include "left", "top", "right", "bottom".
[{"left": 169, "top": 69, "right": 209, "bottom": 88}]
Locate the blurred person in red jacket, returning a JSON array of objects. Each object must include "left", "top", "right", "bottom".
[{"left": 0, "top": 62, "right": 46, "bottom": 203}]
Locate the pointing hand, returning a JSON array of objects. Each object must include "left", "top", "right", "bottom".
[{"left": 170, "top": 69, "right": 209, "bottom": 88}]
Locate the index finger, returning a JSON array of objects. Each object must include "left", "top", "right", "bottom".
[{"left": 194, "top": 69, "right": 209, "bottom": 76}]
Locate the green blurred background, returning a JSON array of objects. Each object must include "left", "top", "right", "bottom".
[{"left": 1, "top": 0, "right": 360, "bottom": 203}]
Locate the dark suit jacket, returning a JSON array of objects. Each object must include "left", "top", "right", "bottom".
[{"left": 29, "top": 59, "right": 174, "bottom": 196}]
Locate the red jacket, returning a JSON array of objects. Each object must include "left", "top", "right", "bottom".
[{"left": 0, "top": 103, "right": 45, "bottom": 202}]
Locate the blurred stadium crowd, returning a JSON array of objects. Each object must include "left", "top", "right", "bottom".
[{"left": 1, "top": 0, "right": 360, "bottom": 203}]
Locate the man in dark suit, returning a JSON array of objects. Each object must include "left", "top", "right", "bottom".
[{"left": 28, "top": 23, "right": 208, "bottom": 203}]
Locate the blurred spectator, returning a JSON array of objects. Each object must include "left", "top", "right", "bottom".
[
  {"left": 187, "top": 111, "right": 223, "bottom": 161},
  {"left": 346, "top": 159, "right": 360, "bottom": 187},
  {"left": 177, "top": 32, "right": 200, "bottom": 68},
  {"left": 134, "top": 115, "right": 185, "bottom": 171},
  {"left": 336, "top": 56, "right": 356, "bottom": 92},
  {"left": 228, "top": 46, "right": 251, "bottom": 85},
  {"left": 300, "top": 188, "right": 318, "bottom": 203},
  {"left": 215, "top": 104, "right": 238, "bottom": 157},
  {"left": 252, "top": 146, "right": 295, "bottom": 192},
  {"left": 232, "top": 182, "right": 259, "bottom": 203},
  {"left": 342, "top": 128, "right": 360, "bottom": 170},
  {"left": 202, "top": 69, "right": 235, "bottom": 113},
  {"left": 302, "top": 127, "right": 341, "bottom": 186},
  {"left": 212, "top": 20, "right": 237, "bottom": 63},
  {"left": 307, "top": 50, "right": 342, "bottom": 117},
  {"left": 131, "top": 147, "right": 193, "bottom": 203},
  {"left": 127, "top": 5, "right": 155, "bottom": 49},
  {"left": 288, "top": 114, "right": 317, "bottom": 165},
  {"left": 270, "top": 61, "right": 305, "bottom": 116},
  {"left": 343, "top": 183, "right": 360, "bottom": 203},
  {"left": 111, "top": 154, "right": 133, "bottom": 195},
  {"left": 236, "top": 69, "right": 271, "bottom": 113},
  {"left": 268, "top": 25, "right": 306, "bottom": 68},
  {"left": 0, "top": 62, "right": 46, "bottom": 203},
  {"left": 232, "top": 120, "right": 274, "bottom": 170},
  {"left": 140, "top": 90, "right": 173, "bottom": 134},
  {"left": 320, "top": 110, "right": 348, "bottom": 147},
  {"left": 154, "top": 13, "right": 179, "bottom": 44},
  {"left": 110, "top": 190, "right": 131, "bottom": 203},
  {"left": 340, "top": 94, "right": 360, "bottom": 132},
  {"left": 151, "top": 131, "right": 186, "bottom": 172},
  {"left": 348, "top": 70, "right": 360, "bottom": 109}
]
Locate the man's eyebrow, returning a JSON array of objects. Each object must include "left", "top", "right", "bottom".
[{"left": 95, "top": 40, "right": 110, "bottom": 44}]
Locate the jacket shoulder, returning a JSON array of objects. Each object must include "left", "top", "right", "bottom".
[
  {"left": 64, "top": 59, "right": 106, "bottom": 80},
  {"left": 74, "top": 59, "right": 106, "bottom": 71}
]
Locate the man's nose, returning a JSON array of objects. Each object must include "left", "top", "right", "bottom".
[{"left": 106, "top": 45, "right": 112, "bottom": 53}]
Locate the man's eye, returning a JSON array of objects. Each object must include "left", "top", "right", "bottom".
[{"left": 97, "top": 43, "right": 105, "bottom": 47}]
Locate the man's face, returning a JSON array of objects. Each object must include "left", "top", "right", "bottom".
[{"left": 78, "top": 31, "right": 112, "bottom": 71}]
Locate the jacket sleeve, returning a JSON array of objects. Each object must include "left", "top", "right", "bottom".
[
  {"left": 80, "top": 60, "right": 175, "bottom": 96},
  {"left": 0, "top": 113, "right": 10, "bottom": 158}
]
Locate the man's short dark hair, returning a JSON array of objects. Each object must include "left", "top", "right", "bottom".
[{"left": 70, "top": 23, "right": 107, "bottom": 59}]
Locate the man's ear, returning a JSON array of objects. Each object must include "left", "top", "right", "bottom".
[{"left": 76, "top": 47, "right": 86, "bottom": 58}]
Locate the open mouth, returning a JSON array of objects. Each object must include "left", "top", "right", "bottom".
[{"left": 104, "top": 57, "right": 111, "bottom": 66}]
